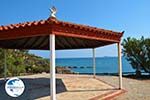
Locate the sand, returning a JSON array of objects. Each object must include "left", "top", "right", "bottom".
[{"left": 98, "top": 75, "right": 150, "bottom": 100}]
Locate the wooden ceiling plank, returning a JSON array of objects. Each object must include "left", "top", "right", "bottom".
[{"left": 56, "top": 36, "right": 66, "bottom": 49}]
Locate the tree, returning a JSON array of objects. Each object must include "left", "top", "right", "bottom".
[
  {"left": 6, "top": 49, "right": 26, "bottom": 76},
  {"left": 122, "top": 37, "right": 150, "bottom": 77},
  {"left": 0, "top": 49, "right": 49, "bottom": 77},
  {"left": 0, "top": 49, "right": 4, "bottom": 77}
]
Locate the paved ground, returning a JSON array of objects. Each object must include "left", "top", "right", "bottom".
[
  {"left": 0, "top": 74, "right": 149, "bottom": 100},
  {"left": 38, "top": 74, "right": 119, "bottom": 100},
  {"left": 0, "top": 74, "right": 119, "bottom": 100}
]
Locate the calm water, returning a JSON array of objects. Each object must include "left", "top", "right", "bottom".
[{"left": 56, "top": 57, "right": 134, "bottom": 74}]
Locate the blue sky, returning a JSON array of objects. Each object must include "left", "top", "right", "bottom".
[{"left": 0, "top": 0, "right": 150, "bottom": 58}]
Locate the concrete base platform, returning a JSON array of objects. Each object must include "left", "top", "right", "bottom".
[{"left": 0, "top": 74, "right": 125, "bottom": 100}]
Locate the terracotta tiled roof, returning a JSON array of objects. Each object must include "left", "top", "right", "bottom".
[
  {"left": 0, "top": 20, "right": 47, "bottom": 31},
  {"left": 0, "top": 17, "right": 122, "bottom": 37},
  {"left": 49, "top": 18, "right": 121, "bottom": 35},
  {"left": 0, "top": 17, "right": 123, "bottom": 50}
]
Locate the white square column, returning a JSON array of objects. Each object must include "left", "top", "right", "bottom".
[
  {"left": 50, "top": 34, "right": 56, "bottom": 100},
  {"left": 117, "top": 42, "right": 122, "bottom": 89}
]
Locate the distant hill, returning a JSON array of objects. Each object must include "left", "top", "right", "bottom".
[{"left": 0, "top": 49, "right": 49, "bottom": 77}]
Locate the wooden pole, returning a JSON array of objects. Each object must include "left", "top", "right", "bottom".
[
  {"left": 117, "top": 42, "right": 122, "bottom": 89},
  {"left": 50, "top": 34, "right": 56, "bottom": 100},
  {"left": 93, "top": 48, "right": 96, "bottom": 78}
]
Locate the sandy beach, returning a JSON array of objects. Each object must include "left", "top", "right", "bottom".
[{"left": 0, "top": 74, "right": 149, "bottom": 100}]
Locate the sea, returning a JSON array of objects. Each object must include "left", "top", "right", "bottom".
[{"left": 56, "top": 57, "right": 135, "bottom": 74}]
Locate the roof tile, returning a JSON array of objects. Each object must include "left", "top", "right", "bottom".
[{"left": 0, "top": 17, "right": 123, "bottom": 38}]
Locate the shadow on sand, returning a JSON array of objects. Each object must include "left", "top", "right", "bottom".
[{"left": 0, "top": 78, "right": 67, "bottom": 100}]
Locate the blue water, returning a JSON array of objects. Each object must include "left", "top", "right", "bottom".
[{"left": 56, "top": 57, "right": 134, "bottom": 74}]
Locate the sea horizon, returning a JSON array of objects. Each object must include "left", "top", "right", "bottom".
[
  {"left": 50, "top": 56, "right": 120, "bottom": 59},
  {"left": 54, "top": 57, "right": 136, "bottom": 74}
]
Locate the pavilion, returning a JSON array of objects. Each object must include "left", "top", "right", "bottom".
[{"left": 0, "top": 9, "right": 123, "bottom": 100}]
